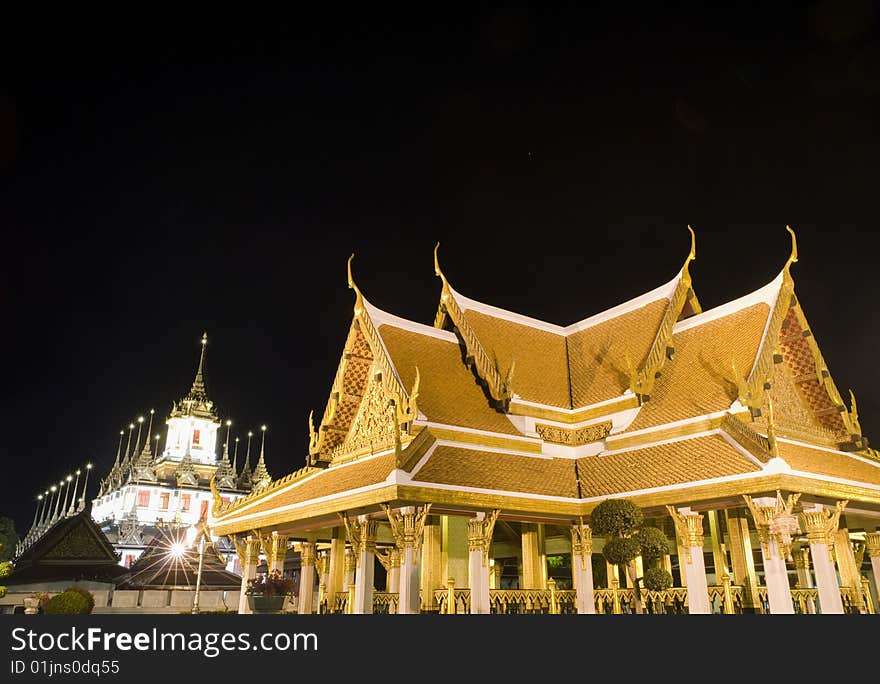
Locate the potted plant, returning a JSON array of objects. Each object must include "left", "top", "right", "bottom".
[
  {"left": 246, "top": 570, "right": 295, "bottom": 613},
  {"left": 24, "top": 592, "right": 49, "bottom": 615}
]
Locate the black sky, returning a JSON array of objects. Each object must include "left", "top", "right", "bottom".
[{"left": 3, "top": 4, "right": 880, "bottom": 534}]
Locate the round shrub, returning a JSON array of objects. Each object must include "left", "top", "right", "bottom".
[
  {"left": 634, "top": 527, "right": 669, "bottom": 563},
  {"left": 64, "top": 586, "right": 95, "bottom": 613},
  {"left": 590, "top": 499, "right": 644, "bottom": 537},
  {"left": 601, "top": 537, "right": 641, "bottom": 566},
  {"left": 44, "top": 590, "right": 91, "bottom": 615},
  {"left": 643, "top": 567, "right": 673, "bottom": 591}
]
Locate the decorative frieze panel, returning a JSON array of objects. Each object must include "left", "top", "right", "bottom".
[{"left": 536, "top": 421, "right": 611, "bottom": 446}]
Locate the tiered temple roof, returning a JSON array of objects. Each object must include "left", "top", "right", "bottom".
[{"left": 211, "top": 228, "right": 880, "bottom": 538}]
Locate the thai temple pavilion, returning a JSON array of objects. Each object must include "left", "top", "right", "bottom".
[{"left": 210, "top": 228, "right": 880, "bottom": 615}]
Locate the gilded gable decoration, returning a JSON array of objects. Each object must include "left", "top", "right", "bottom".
[
  {"left": 433, "top": 243, "right": 514, "bottom": 409},
  {"left": 536, "top": 421, "right": 612, "bottom": 446},
  {"left": 630, "top": 226, "right": 701, "bottom": 402}
]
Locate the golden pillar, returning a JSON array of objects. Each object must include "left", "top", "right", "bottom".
[
  {"left": 521, "top": 523, "right": 546, "bottom": 589},
  {"left": 234, "top": 535, "right": 261, "bottom": 615},
  {"left": 725, "top": 508, "right": 760, "bottom": 611},
  {"left": 297, "top": 542, "right": 317, "bottom": 615},
  {"left": 420, "top": 515, "right": 442, "bottom": 611},
  {"left": 570, "top": 519, "right": 595, "bottom": 614},
  {"left": 866, "top": 531, "right": 880, "bottom": 611},
  {"left": 743, "top": 493, "right": 800, "bottom": 615},
  {"left": 707, "top": 510, "right": 728, "bottom": 582},
  {"left": 667, "top": 506, "right": 710, "bottom": 614},
  {"left": 326, "top": 527, "right": 347, "bottom": 608},
  {"left": 383, "top": 504, "right": 431, "bottom": 614},
  {"left": 801, "top": 502, "right": 846, "bottom": 614}
]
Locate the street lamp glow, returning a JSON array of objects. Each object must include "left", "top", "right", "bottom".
[
  {"left": 86, "top": 463, "right": 93, "bottom": 470},
  {"left": 261, "top": 424, "right": 267, "bottom": 432},
  {"left": 66, "top": 475, "right": 72, "bottom": 482},
  {"left": 50, "top": 486, "right": 57, "bottom": 492},
  {"left": 170, "top": 542, "right": 186, "bottom": 558},
  {"left": 226, "top": 420, "right": 232, "bottom": 427}
]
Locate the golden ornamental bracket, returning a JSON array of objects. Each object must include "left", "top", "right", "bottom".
[
  {"left": 735, "top": 227, "right": 800, "bottom": 417},
  {"left": 209, "top": 474, "right": 223, "bottom": 518},
  {"left": 665, "top": 505, "right": 704, "bottom": 564},
  {"left": 743, "top": 491, "right": 802, "bottom": 560},
  {"left": 466, "top": 509, "right": 500, "bottom": 566},
  {"left": 800, "top": 500, "right": 847, "bottom": 562},
  {"left": 381, "top": 503, "right": 432, "bottom": 551},
  {"left": 433, "top": 242, "right": 514, "bottom": 408},
  {"left": 631, "top": 226, "right": 698, "bottom": 401}
]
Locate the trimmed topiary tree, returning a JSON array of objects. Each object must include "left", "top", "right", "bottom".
[
  {"left": 44, "top": 589, "right": 91, "bottom": 615},
  {"left": 643, "top": 567, "right": 673, "bottom": 591},
  {"left": 590, "top": 499, "right": 672, "bottom": 614},
  {"left": 63, "top": 586, "right": 95, "bottom": 614}
]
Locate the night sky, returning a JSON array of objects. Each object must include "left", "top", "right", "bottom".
[{"left": 3, "top": 4, "right": 880, "bottom": 535}]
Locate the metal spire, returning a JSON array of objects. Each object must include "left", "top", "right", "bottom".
[
  {"left": 67, "top": 469, "right": 81, "bottom": 516},
  {"left": 140, "top": 409, "right": 155, "bottom": 456},
  {"left": 113, "top": 430, "right": 124, "bottom": 468},
  {"left": 189, "top": 332, "right": 209, "bottom": 399},
  {"left": 132, "top": 415, "right": 145, "bottom": 459},
  {"left": 79, "top": 464, "right": 93, "bottom": 512},
  {"left": 121, "top": 423, "right": 135, "bottom": 470},
  {"left": 52, "top": 479, "right": 65, "bottom": 521},
  {"left": 60, "top": 474, "right": 73, "bottom": 518},
  {"left": 243, "top": 430, "right": 253, "bottom": 474},
  {"left": 41, "top": 487, "right": 56, "bottom": 527}
]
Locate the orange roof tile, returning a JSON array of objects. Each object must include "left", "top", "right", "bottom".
[
  {"left": 413, "top": 445, "right": 579, "bottom": 498},
  {"left": 578, "top": 434, "right": 760, "bottom": 497},
  {"left": 229, "top": 453, "right": 396, "bottom": 519},
  {"left": 778, "top": 441, "right": 880, "bottom": 487},
  {"left": 567, "top": 298, "right": 669, "bottom": 408},
  {"left": 626, "top": 303, "right": 770, "bottom": 431},
  {"left": 378, "top": 325, "right": 521, "bottom": 435}
]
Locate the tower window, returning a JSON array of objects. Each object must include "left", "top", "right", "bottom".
[
  {"left": 137, "top": 490, "right": 150, "bottom": 507},
  {"left": 192, "top": 429, "right": 201, "bottom": 445}
]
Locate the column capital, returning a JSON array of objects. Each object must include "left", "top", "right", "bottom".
[
  {"left": 259, "top": 531, "right": 290, "bottom": 567},
  {"left": 743, "top": 491, "right": 801, "bottom": 560},
  {"left": 866, "top": 531, "right": 880, "bottom": 559},
  {"left": 233, "top": 534, "right": 262, "bottom": 565},
  {"left": 339, "top": 512, "right": 380, "bottom": 556},
  {"left": 800, "top": 500, "right": 847, "bottom": 553},
  {"left": 665, "top": 505, "right": 703, "bottom": 563},
  {"left": 466, "top": 509, "right": 500, "bottom": 566},
  {"left": 299, "top": 541, "right": 317, "bottom": 567},
  {"left": 381, "top": 503, "right": 432, "bottom": 551},
  {"left": 344, "top": 546, "right": 357, "bottom": 573}
]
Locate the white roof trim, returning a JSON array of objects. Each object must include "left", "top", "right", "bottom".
[
  {"left": 365, "top": 300, "right": 458, "bottom": 343},
  {"left": 674, "top": 271, "right": 782, "bottom": 334},
  {"left": 449, "top": 272, "right": 680, "bottom": 335}
]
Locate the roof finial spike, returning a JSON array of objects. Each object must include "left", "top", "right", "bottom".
[
  {"left": 189, "top": 332, "right": 209, "bottom": 398},
  {"left": 434, "top": 241, "right": 450, "bottom": 288},
  {"left": 681, "top": 224, "right": 697, "bottom": 277},
  {"left": 347, "top": 253, "right": 365, "bottom": 316},
  {"left": 113, "top": 429, "right": 124, "bottom": 468},
  {"left": 784, "top": 225, "right": 798, "bottom": 274},
  {"left": 141, "top": 409, "right": 155, "bottom": 455}
]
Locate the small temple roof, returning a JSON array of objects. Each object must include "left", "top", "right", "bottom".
[
  {"left": 119, "top": 533, "right": 241, "bottom": 590},
  {"left": 7, "top": 511, "right": 126, "bottom": 586}
]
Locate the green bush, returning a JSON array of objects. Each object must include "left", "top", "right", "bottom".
[
  {"left": 634, "top": 527, "right": 669, "bottom": 563},
  {"left": 643, "top": 567, "right": 673, "bottom": 591},
  {"left": 64, "top": 586, "right": 95, "bottom": 613},
  {"left": 590, "top": 499, "right": 644, "bottom": 537},
  {"left": 601, "top": 537, "right": 641, "bottom": 566},
  {"left": 44, "top": 590, "right": 91, "bottom": 615}
]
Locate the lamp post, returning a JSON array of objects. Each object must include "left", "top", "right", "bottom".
[{"left": 192, "top": 533, "right": 206, "bottom": 614}]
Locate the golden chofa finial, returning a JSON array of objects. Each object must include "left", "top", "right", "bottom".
[
  {"left": 434, "top": 242, "right": 451, "bottom": 301},
  {"left": 784, "top": 225, "right": 798, "bottom": 273},
  {"left": 347, "top": 253, "right": 365, "bottom": 316},
  {"left": 681, "top": 224, "right": 697, "bottom": 276}
]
